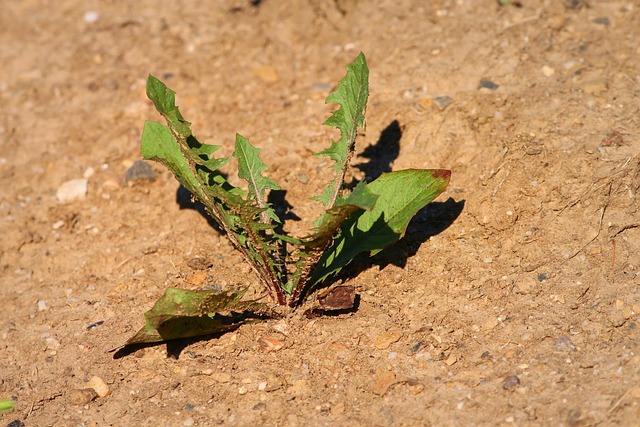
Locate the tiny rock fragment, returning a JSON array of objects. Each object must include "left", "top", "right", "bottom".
[
  {"left": 83, "top": 11, "right": 99, "bottom": 23},
  {"left": 373, "top": 329, "right": 403, "bottom": 350},
  {"left": 68, "top": 388, "right": 98, "bottom": 406},
  {"left": 419, "top": 97, "right": 433, "bottom": 110},
  {"left": 87, "top": 376, "right": 110, "bottom": 397},
  {"left": 123, "top": 160, "right": 155, "bottom": 185},
  {"left": 553, "top": 335, "right": 576, "bottom": 352},
  {"left": 478, "top": 79, "right": 499, "bottom": 91},
  {"left": 37, "top": 300, "right": 48, "bottom": 312},
  {"left": 271, "top": 320, "right": 290, "bottom": 336},
  {"left": 503, "top": 375, "right": 520, "bottom": 390},
  {"left": 433, "top": 96, "right": 453, "bottom": 111},
  {"left": 56, "top": 178, "right": 88, "bottom": 202},
  {"left": 258, "top": 336, "right": 283, "bottom": 352},
  {"left": 371, "top": 372, "right": 399, "bottom": 396},
  {"left": 541, "top": 65, "right": 555, "bottom": 77},
  {"left": 593, "top": 16, "right": 609, "bottom": 25},
  {"left": 188, "top": 272, "right": 208, "bottom": 286},
  {"left": 444, "top": 354, "right": 458, "bottom": 366},
  {"left": 252, "top": 65, "right": 279, "bottom": 83}
]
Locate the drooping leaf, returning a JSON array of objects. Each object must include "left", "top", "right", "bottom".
[
  {"left": 313, "top": 52, "right": 369, "bottom": 208},
  {"left": 233, "top": 133, "right": 281, "bottom": 223},
  {"left": 124, "top": 288, "right": 271, "bottom": 345},
  {"left": 310, "top": 169, "right": 451, "bottom": 284}
]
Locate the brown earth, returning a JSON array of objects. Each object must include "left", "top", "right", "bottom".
[{"left": 2, "top": 1, "right": 640, "bottom": 426}]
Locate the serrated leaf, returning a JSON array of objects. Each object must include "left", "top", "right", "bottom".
[
  {"left": 124, "top": 288, "right": 271, "bottom": 345},
  {"left": 313, "top": 52, "right": 369, "bottom": 208},
  {"left": 146, "top": 74, "right": 192, "bottom": 138},
  {"left": 233, "top": 134, "right": 281, "bottom": 223},
  {"left": 310, "top": 169, "right": 451, "bottom": 284}
]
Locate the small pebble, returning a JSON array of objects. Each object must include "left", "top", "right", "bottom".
[
  {"left": 258, "top": 337, "right": 283, "bottom": 352},
  {"left": 87, "top": 376, "right": 110, "bottom": 397},
  {"left": 593, "top": 16, "right": 609, "bottom": 25},
  {"left": 183, "top": 418, "right": 195, "bottom": 427},
  {"left": 83, "top": 11, "right": 99, "bottom": 23},
  {"left": 372, "top": 329, "right": 403, "bottom": 350},
  {"left": 541, "top": 65, "right": 555, "bottom": 77},
  {"left": 503, "top": 375, "right": 520, "bottom": 390},
  {"left": 123, "top": 160, "right": 155, "bottom": 184},
  {"left": 553, "top": 335, "right": 576, "bottom": 352},
  {"left": 297, "top": 173, "right": 309, "bottom": 184},
  {"left": 433, "top": 96, "right": 453, "bottom": 111},
  {"left": 478, "top": 79, "right": 499, "bottom": 91},
  {"left": 371, "top": 372, "right": 399, "bottom": 396},
  {"left": 52, "top": 220, "right": 65, "bottom": 230},
  {"left": 37, "top": 300, "right": 48, "bottom": 311},
  {"left": 56, "top": 178, "right": 88, "bottom": 202}
]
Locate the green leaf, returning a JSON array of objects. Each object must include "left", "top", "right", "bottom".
[
  {"left": 124, "top": 288, "right": 271, "bottom": 345},
  {"left": 233, "top": 134, "right": 281, "bottom": 223},
  {"left": 313, "top": 52, "right": 369, "bottom": 208},
  {"left": 141, "top": 121, "right": 203, "bottom": 198},
  {"left": 146, "top": 74, "right": 192, "bottom": 138},
  {"left": 285, "top": 182, "right": 377, "bottom": 300},
  {"left": 305, "top": 182, "right": 377, "bottom": 249},
  {"left": 310, "top": 169, "right": 451, "bottom": 284},
  {"left": 0, "top": 399, "right": 15, "bottom": 414}
]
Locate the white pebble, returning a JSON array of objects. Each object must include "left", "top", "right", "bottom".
[
  {"left": 83, "top": 11, "right": 99, "bottom": 23},
  {"left": 56, "top": 178, "right": 88, "bottom": 202},
  {"left": 388, "top": 352, "right": 398, "bottom": 360},
  {"left": 37, "top": 300, "right": 47, "bottom": 311},
  {"left": 183, "top": 418, "right": 195, "bottom": 427},
  {"left": 52, "top": 220, "right": 65, "bottom": 230}
]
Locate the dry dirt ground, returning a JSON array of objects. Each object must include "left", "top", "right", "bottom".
[{"left": 2, "top": 1, "right": 640, "bottom": 426}]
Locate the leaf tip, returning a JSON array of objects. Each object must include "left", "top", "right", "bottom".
[{"left": 433, "top": 169, "right": 451, "bottom": 181}]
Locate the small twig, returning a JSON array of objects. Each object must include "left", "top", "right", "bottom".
[
  {"left": 609, "top": 223, "right": 640, "bottom": 239},
  {"left": 607, "top": 388, "right": 633, "bottom": 417}
]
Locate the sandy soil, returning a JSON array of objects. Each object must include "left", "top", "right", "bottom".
[{"left": 2, "top": 1, "right": 640, "bottom": 426}]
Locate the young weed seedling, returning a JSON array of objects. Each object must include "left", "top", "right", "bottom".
[{"left": 124, "top": 53, "right": 450, "bottom": 346}]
